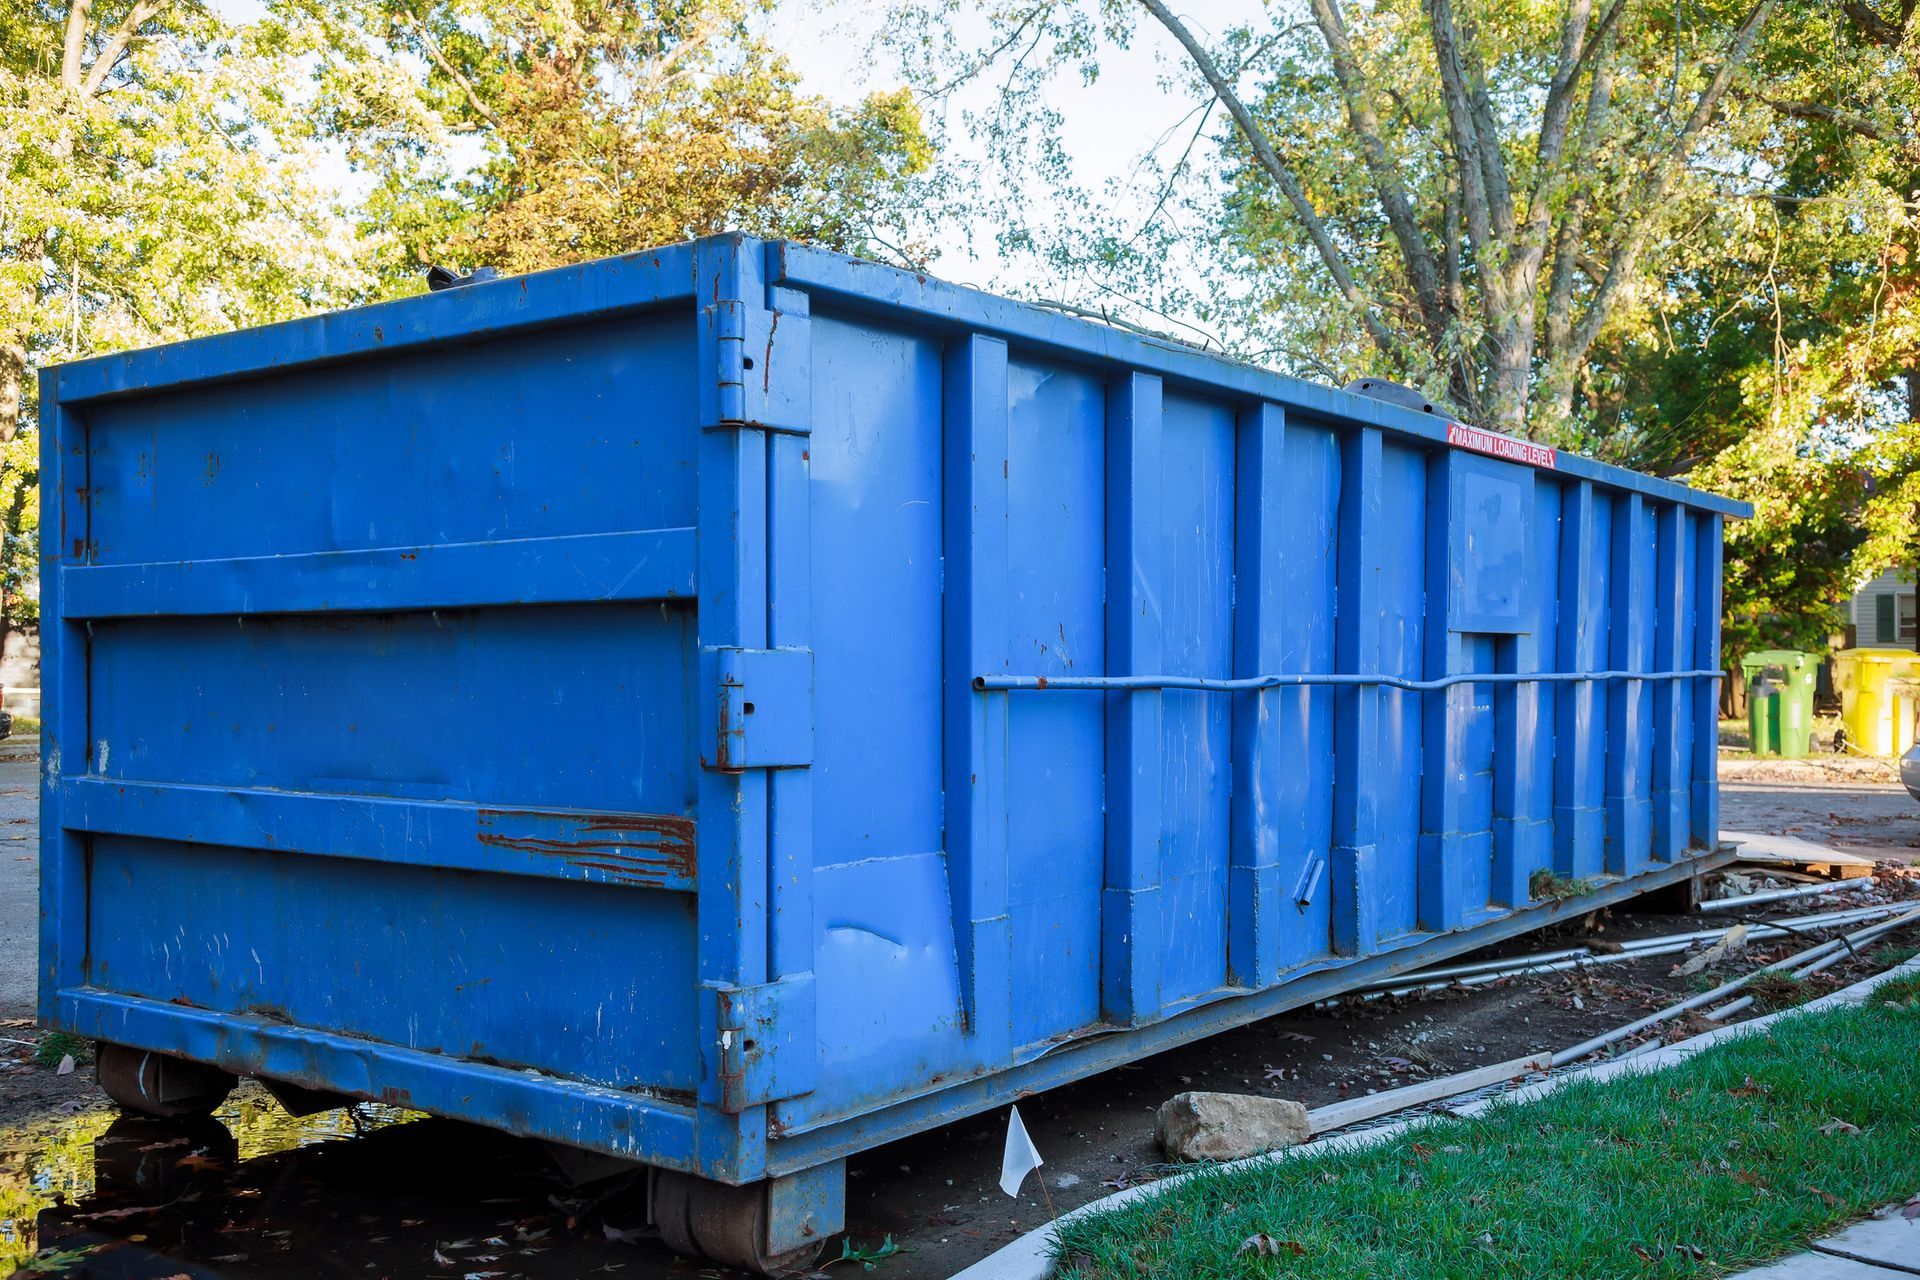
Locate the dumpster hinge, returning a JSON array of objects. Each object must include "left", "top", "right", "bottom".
[
  {"left": 706, "top": 973, "right": 817, "bottom": 1113},
  {"left": 703, "top": 290, "right": 811, "bottom": 436},
  {"left": 701, "top": 646, "right": 813, "bottom": 771}
]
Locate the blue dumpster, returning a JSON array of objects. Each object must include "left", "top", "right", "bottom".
[{"left": 39, "top": 235, "right": 1746, "bottom": 1269}]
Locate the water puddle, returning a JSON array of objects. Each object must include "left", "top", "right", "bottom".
[
  {"left": 1, "top": 1081, "right": 418, "bottom": 1273},
  {"left": 0, "top": 1081, "right": 687, "bottom": 1277}
]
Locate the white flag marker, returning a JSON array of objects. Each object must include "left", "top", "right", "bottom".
[{"left": 999, "top": 1105, "right": 1044, "bottom": 1197}]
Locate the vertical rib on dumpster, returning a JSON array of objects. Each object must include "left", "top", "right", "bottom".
[
  {"left": 1418, "top": 453, "right": 1475, "bottom": 931},
  {"left": 1691, "top": 513, "right": 1724, "bottom": 849},
  {"left": 1332, "top": 427, "right": 1385, "bottom": 955},
  {"left": 37, "top": 370, "right": 86, "bottom": 1020},
  {"left": 1651, "top": 504, "right": 1693, "bottom": 860},
  {"left": 1101, "top": 372, "right": 1164, "bottom": 1025},
  {"left": 1606, "top": 491, "right": 1651, "bottom": 875},
  {"left": 695, "top": 238, "right": 769, "bottom": 1176},
  {"left": 1229, "top": 402, "right": 1287, "bottom": 989},
  {"left": 765, "top": 269, "right": 818, "bottom": 1059},
  {"left": 1492, "top": 628, "right": 1548, "bottom": 907},
  {"left": 941, "top": 334, "right": 1012, "bottom": 1056}
]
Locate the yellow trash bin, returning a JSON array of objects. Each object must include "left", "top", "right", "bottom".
[{"left": 1830, "top": 647, "right": 1920, "bottom": 757}]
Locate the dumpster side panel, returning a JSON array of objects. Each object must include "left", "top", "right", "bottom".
[
  {"left": 804, "top": 314, "right": 968, "bottom": 1113},
  {"left": 1267, "top": 422, "right": 1340, "bottom": 970},
  {"left": 1515, "top": 476, "right": 1561, "bottom": 892},
  {"left": 84, "top": 314, "right": 699, "bottom": 563},
  {"left": 1156, "top": 392, "right": 1237, "bottom": 1009},
  {"left": 1003, "top": 357, "right": 1106, "bottom": 1047},
  {"left": 1375, "top": 442, "right": 1428, "bottom": 939},
  {"left": 52, "top": 302, "right": 707, "bottom": 1100}
]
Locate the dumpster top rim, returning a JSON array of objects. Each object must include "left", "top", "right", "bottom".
[{"left": 44, "top": 233, "right": 1751, "bottom": 521}]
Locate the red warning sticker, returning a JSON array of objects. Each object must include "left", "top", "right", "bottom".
[{"left": 1446, "top": 421, "right": 1557, "bottom": 469}]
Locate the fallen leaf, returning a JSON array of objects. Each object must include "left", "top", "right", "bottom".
[
  {"left": 1235, "top": 1234, "right": 1305, "bottom": 1258},
  {"left": 602, "top": 1223, "right": 648, "bottom": 1244},
  {"left": 1817, "top": 1119, "right": 1862, "bottom": 1136},
  {"left": 56, "top": 1053, "right": 74, "bottom": 1075},
  {"left": 1805, "top": 1186, "right": 1842, "bottom": 1208}
]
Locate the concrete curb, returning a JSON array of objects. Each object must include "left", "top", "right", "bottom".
[{"left": 945, "top": 958, "right": 1920, "bottom": 1280}]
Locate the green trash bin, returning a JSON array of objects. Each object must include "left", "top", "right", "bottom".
[{"left": 1740, "top": 650, "right": 1818, "bottom": 758}]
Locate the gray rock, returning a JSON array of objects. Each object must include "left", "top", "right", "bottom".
[{"left": 1154, "top": 1091, "right": 1311, "bottom": 1162}]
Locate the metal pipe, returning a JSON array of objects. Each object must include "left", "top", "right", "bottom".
[
  {"left": 1549, "top": 936, "right": 1848, "bottom": 1066},
  {"left": 1698, "top": 879, "right": 1866, "bottom": 913},
  {"left": 1347, "top": 902, "right": 1912, "bottom": 998},
  {"left": 1554, "top": 906, "right": 1920, "bottom": 1062},
  {"left": 975, "top": 669, "right": 1725, "bottom": 694},
  {"left": 1704, "top": 908, "right": 1920, "bottom": 1021}
]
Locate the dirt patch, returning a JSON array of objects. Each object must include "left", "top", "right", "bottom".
[
  {"left": 0, "top": 1025, "right": 99, "bottom": 1130},
  {"left": 1719, "top": 754, "right": 1900, "bottom": 786}
]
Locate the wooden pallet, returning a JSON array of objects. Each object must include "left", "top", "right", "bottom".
[{"left": 1720, "top": 830, "right": 1879, "bottom": 880}]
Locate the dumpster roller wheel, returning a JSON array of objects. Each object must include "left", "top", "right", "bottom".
[
  {"left": 652, "top": 1170, "right": 826, "bottom": 1276},
  {"left": 96, "top": 1042, "right": 236, "bottom": 1120}
]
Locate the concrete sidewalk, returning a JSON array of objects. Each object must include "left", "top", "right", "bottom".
[{"left": 1731, "top": 1214, "right": 1919, "bottom": 1277}]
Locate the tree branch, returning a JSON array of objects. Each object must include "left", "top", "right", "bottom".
[
  {"left": 78, "top": 0, "right": 158, "bottom": 97},
  {"left": 1306, "top": 0, "right": 1449, "bottom": 339},
  {"left": 1566, "top": 0, "right": 1778, "bottom": 364},
  {"left": 1841, "top": 0, "right": 1905, "bottom": 45},
  {"left": 1759, "top": 95, "right": 1890, "bottom": 141},
  {"left": 398, "top": 14, "right": 501, "bottom": 131},
  {"left": 61, "top": 0, "right": 91, "bottom": 90},
  {"left": 1423, "top": 0, "right": 1497, "bottom": 266},
  {"left": 1139, "top": 0, "right": 1401, "bottom": 359}
]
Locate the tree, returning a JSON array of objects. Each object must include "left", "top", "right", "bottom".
[
  {"left": 277, "top": 0, "right": 938, "bottom": 284},
  {"left": 1599, "top": 0, "right": 1920, "bottom": 660},
  {"left": 895, "top": 0, "right": 1784, "bottom": 437}
]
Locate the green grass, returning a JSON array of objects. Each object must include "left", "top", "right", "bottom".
[
  {"left": 9, "top": 713, "right": 39, "bottom": 736},
  {"left": 1867, "top": 975, "right": 1920, "bottom": 1009},
  {"left": 1528, "top": 869, "right": 1596, "bottom": 901},
  {"left": 32, "top": 1031, "right": 89, "bottom": 1069},
  {"left": 1053, "top": 998, "right": 1920, "bottom": 1279}
]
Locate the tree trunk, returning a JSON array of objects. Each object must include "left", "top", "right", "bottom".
[{"left": 0, "top": 234, "right": 44, "bottom": 445}]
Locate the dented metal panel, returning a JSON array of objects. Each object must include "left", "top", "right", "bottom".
[{"left": 40, "top": 234, "right": 1747, "bottom": 1208}]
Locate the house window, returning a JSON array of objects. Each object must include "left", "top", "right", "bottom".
[{"left": 1903, "top": 594, "right": 1917, "bottom": 643}]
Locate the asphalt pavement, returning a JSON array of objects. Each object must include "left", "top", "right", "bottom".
[{"left": 0, "top": 736, "right": 37, "bottom": 1020}]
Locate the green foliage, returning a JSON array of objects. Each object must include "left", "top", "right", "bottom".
[
  {"left": 1055, "top": 999, "right": 1920, "bottom": 1278},
  {"left": 273, "top": 0, "right": 938, "bottom": 285},
  {"left": 829, "top": 1234, "right": 904, "bottom": 1270}
]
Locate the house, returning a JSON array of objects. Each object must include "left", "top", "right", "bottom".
[{"left": 1848, "top": 567, "right": 1916, "bottom": 649}]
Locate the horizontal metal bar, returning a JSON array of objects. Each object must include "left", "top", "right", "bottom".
[
  {"left": 51, "top": 988, "right": 711, "bottom": 1172},
  {"left": 52, "top": 243, "right": 699, "bottom": 405},
  {"left": 975, "top": 669, "right": 1726, "bottom": 694},
  {"left": 62, "top": 778, "right": 697, "bottom": 893},
  {"left": 63, "top": 528, "right": 695, "bottom": 619}
]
